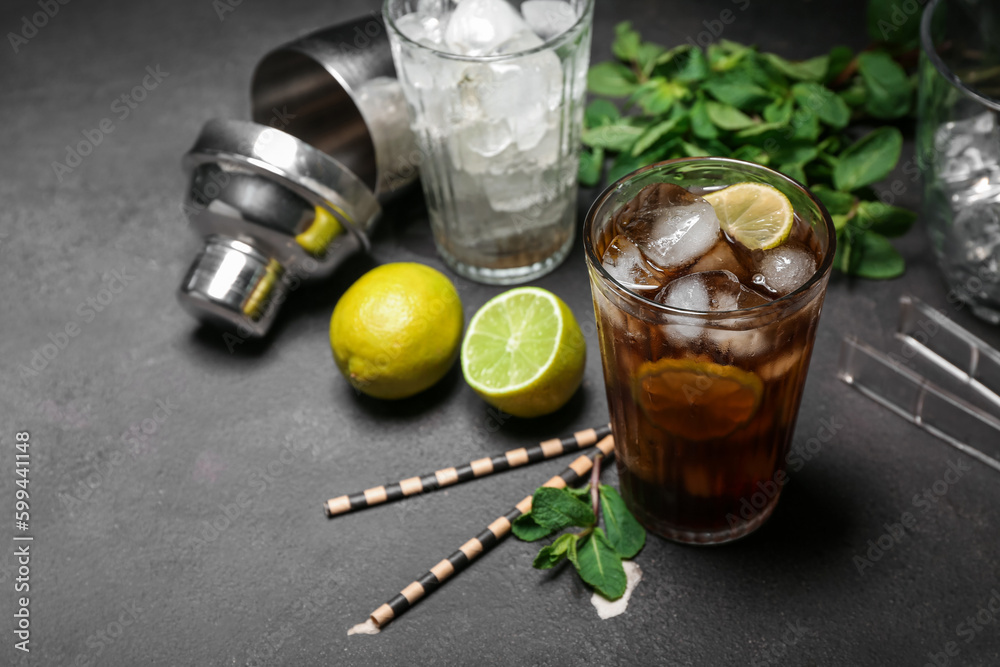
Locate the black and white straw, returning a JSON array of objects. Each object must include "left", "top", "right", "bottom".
[
  {"left": 366, "top": 434, "right": 616, "bottom": 630},
  {"left": 326, "top": 424, "right": 612, "bottom": 517}
]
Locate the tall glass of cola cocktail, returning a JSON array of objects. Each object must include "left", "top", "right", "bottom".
[{"left": 584, "top": 158, "right": 835, "bottom": 545}]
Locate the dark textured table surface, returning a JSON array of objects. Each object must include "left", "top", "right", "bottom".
[{"left": 2, "top": 0, "right": 999, "bottom": 665}]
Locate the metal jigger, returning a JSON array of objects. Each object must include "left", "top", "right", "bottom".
[{"left": 177, "top": 14, "right": 418, "bottom": 337}]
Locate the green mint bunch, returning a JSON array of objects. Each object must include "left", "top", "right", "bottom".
[
  {"left": 580, "top": 17, "right": 918, "bottom": 279},
  {"left": 512, "top": 467, "right": 645, "bottom": 600}
]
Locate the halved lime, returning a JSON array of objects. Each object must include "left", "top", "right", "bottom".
[
  {"left": 634, "top": 358, "right": 763, "bottom": 440},
  {"left": 703, "top": 182, "right": 794, "bottom": 251},
  {"left": 461, "top": 287, "right": 585, "bottom": 418}
]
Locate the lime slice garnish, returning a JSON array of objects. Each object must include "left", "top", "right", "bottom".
[
  {"left": 461, "top": 287, "right": 585, "bottom": 418},
  {"left": 634, "top": 358, "right": 763, "bottom": 440},
  {"left": 703, "top": 182, "right": 794, "bottom": 251}
]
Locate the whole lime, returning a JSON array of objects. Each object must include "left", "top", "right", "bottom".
[{"left": 330, "top": 263, "right": 463, "bottom": 399}]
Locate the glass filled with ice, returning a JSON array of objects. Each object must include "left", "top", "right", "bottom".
[
  {"left": 917, "top": 0, "right": 1000, "bottom": 323},
  {"left": 584, "top": 158, "right": 835, "bottom": 545},
  {"left": 384, "top": 0, "right": 593, "bottom": 284}
]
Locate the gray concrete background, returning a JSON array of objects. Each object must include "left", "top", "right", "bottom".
[{"left": 1, "top": 0, "right": 998, "bottom": 664}]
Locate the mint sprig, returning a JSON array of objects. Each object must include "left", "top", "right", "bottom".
[
  {"left": 512, "top": 456, "right": 646, "bottom": 600},
  {"left": 580, "top": 9, "right": 920, "bottom": 280}
]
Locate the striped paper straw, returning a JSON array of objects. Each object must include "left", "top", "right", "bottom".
[
  {"left": 366, "top": 433, "right": 616, "bottom": 630},
  {"left": 326, "top": 424, "right": 612, "bottom": 517}
]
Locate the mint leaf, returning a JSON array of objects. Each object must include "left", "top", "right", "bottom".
[
  {"left": 839, "top": 80, "right": 867, "bottom": 109},
  {"left": 812, "top": 186, "right": 855, "bottom": 216},
  {"left": 532, "top": 533, "right": 577, "bottom": 569},
  {"left": 584, "top": 99, "right": 620, "bottom": 129},
  {"left": 765, "top": 53, "right": 829, "bottom": 82},
  {"left": 792, "top": 82, "right": 850, "bottom": 129},
  {"left": 581, "top": 123, "right": 644, "bottom": 152},
  {"left": 733, "top": 120, "right": 785, "bottom": 139},
  {"left": 825, "top": 46, "right": 854, "bottom": 83},
  {"left": 629, "top": 78, "right": 689, "bottom": 115},
  {"left": 855, "top": 200, "right": 917, "bottom": 237},
  {"left": 857, "top": 51, "right": 911, "bottom": 119},
  {"left": 782, "top": 163, "right": 807, "bottom": 184},
  {"left": 705, "top": 101, "right": 755, "bottom": 130},
  {"left": 574, "top": 528, "right": 628, "bottom": 600},
  {"left": 631, "top": 109, "right": 685, "bottom": 156},
  {"left": 512, "top": 513, "right": 556, "bottom": 542},
  {"left": 730, "top": 144, "right": 770, "bottom": 165},
  {"left": 531, "top": 487, "right": 596, "bottom": 530},
  {"left": 606, "top": 139, "right": 676, "bottom": 185},
  {"left": 702, "top": 75, "right": 772, "bottom": 109},
  {"left": 789, "top": 107, "right": 821, "bottom": 141},
  {"left": 833, "top": 126, "right": 902, "bottom": 191},
  {"left": 566, "top": 530, "right": 580, "bottom": 567},
  {"left": 708, "top": 41, "right": 751, "bottom": 72},
  {"left": 599, "top": 485, "right": 646, "bottom": 559},
  {"left": 636, "top": 42, "right": 665, "bottom": 78},
  {"left": 847, "top": 230, "right": 905, "bottom": 279},
  {"left": 770, "top": 142, "right": 818, "bottom": 167},
  {"left": 612, "top": 21, "right": 641, "bottom": 62},
  {"left": 578, "top": 147, "right": 603, "bottom": 188},
  {"left": 690, "top": 97, "right": 718, "bottom": 139},
  {"left": 588, "top": 61, "right": 638, "bottom": 97},
  {"left": 671, "top": 46, "right": 710, "bottom": 83},
  {"left": 762, "top": 97, "right": 793, "bottom": 125},
  {"left": 565, "top": 484, "right": 591, "bottom": 500}
]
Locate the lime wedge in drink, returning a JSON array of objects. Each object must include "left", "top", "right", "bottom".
[
  {"left": 703, "top": 182, "right": 794, "bottom": 251},
  {"left": 461, "top": 287, "right": 585, "bottom": 418},
  {"left": 634, "top": 358, "right": 763, "bottom": 440}
]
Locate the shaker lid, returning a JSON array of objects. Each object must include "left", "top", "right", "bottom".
[
  {"left": 183, "top": 119, "right": 381, "bottom": 240},
  {"left": 177, "top": 119, "right": 381, "bottom": 337}
]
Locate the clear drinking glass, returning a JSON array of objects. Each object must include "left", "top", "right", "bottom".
[
  {"left": 384, "top": 0, "right": 594, "bottom": 284},
  {"left": 918, "top": 0, "right": 1000, "bottom": 323},
  {"left": 584, "top": 158, "right": 836, "bottom": 545}
]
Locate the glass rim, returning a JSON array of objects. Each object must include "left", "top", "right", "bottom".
[
  {"left": 920, "top": 0, "right": 1000, "bottom": 112},
  {"left": 382, "top": 0, "right": 594, "bottom": 63},
  {"left": 583, "top": 156, "right": 837, "bottom": 320}
]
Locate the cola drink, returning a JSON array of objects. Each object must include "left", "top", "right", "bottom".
[{"left": 584, "top": 159, "right": 835, "bottom": 544}]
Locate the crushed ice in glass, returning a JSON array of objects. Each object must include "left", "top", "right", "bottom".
[
  {"left": 929, "top": 111, "right": 1000, "bottom": 308},
  {"left": 394, "top": 0, "right": 577, "bottom": 214}
]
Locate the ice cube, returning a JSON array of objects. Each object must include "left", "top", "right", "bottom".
[
  {"left": 933, "top": 112, "right": 1000, "bottom": 197},
  {"left": 394, "top": 11, "right": 447, "bottom": 46},
  {"left": 481, "top": 162, "right": 553, "bottom": 210},
  {"left": 491, "top": 26, "right": 545, "bottom": 55},
  {"left": 474, "top": 33, "right": 564, "bottom": 153},
  {"left": 601, "top": 234, "right": 666, "bottom": 293},
  {"left": 688, "top": 236, "right": 749, "bottom": 280},
  {"left": 655, "top": 270, "right": 742, "bottom": 312},
  {"left": 445, "top": 54, "right": 562, "bottom": 181},
  {"left": 521, "top": 0, "right": 578, "bottom": 40},
  {"left": 944, "top": 201, "right": 1000, "bottom": 290},
  {"left": 444, "top": 0, "right": 530, "bottom": 56},
  {"left": 738, "top": 285, "right": 772, "bottom": 309},
  {"left": 417, "top": 0, "right": 447, "bottom": 16},
  {"left": 752, "top": 243, "right": 817, "bottom": 297},
  {"left": 615, "top": 183, "right": 721, "bottom": 271}
]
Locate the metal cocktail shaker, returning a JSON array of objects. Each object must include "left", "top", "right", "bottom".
[{"left": 177, "top": 14, "right": 418, "bottom": 337}]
